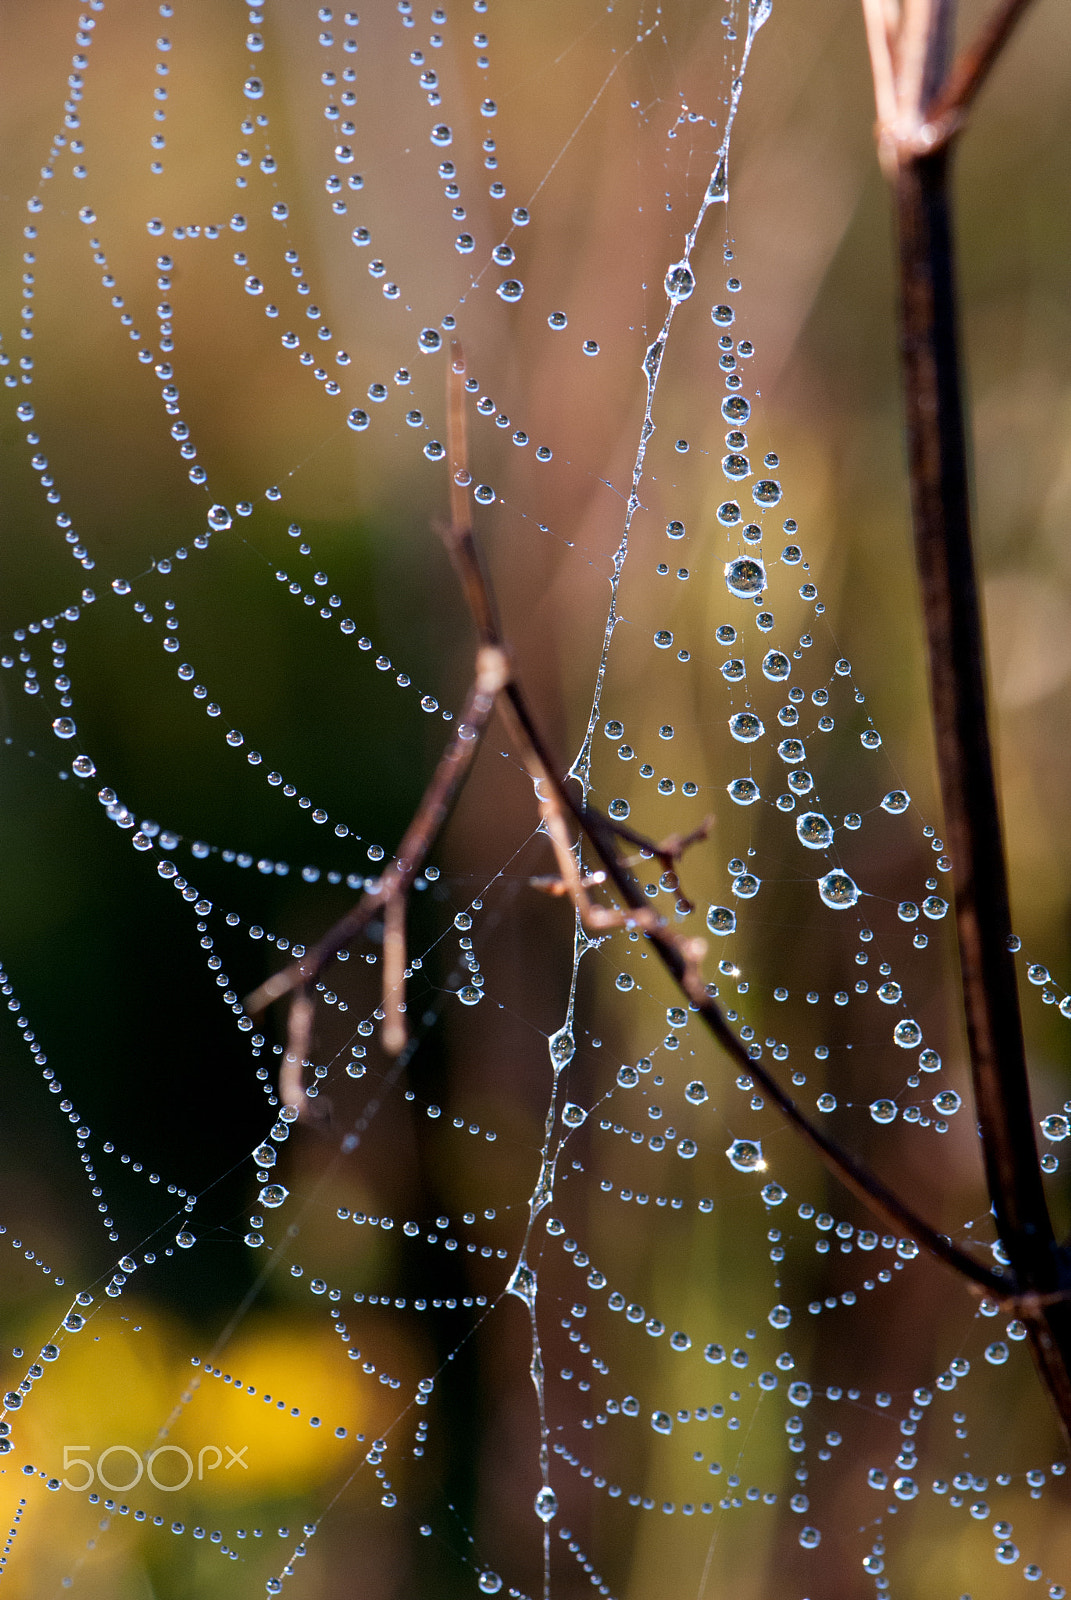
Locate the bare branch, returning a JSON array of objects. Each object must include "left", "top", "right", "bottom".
[
  {"left": 279, "top": 988, "right": 314, "bottom": 1114},
  {"left": 861, "top": 0, "right": 900, "bottom": 143},
  {"left": 924, "top": 0, "right": 1038, "bottom": 145},
  {"left": 381, "top": 891, "right": 408, "bottom": 1058}
]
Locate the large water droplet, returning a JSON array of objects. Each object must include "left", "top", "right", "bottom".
[
  {"left": 706, "top": 904, "right": 736, "bottom": 935},
  {"left": 726, "top": 1138, "right": 764, "bottom": 1172},
  {"left": 727, "top": 778, "right": 760, "bottom": 806},
  {"left": 796, "top": 812, "right": 832, "bottom": 850},
  {"left": 752, "top": 479, "right": 782, "bottom": 507},
  {"left": 729, "top": 712, "right": 764, "bottom": 743},
  {"left": 724, "top": 556, "right": 766, "bottom": 598},
  {"left": 1041, "top": 1114, "right": 1070, "bottom": 1142},
  {"left": 685, "top": 1080, "right": 708, "bottom": 1104},
  {"left": 534, "top": 1486, "right": 558, "bottom": 1522},
  {"left": 52, "top": 717, "right": 77, "bottom": 739},
  {"left": 259, "top": 1184, "right": 289, "bottom": 1208},
  {"left": 762, "top": 650, "right": 791, "bottom": 681},
  {"left": 881, "top": 789, "right": 910, "bottom": 814},
  {"left": 651, "top": 1410, "right": 673, "bottom": 1434},
  {"left": 562, "top": 1102, "right": 587, "bottom": 1128},
  {"left": 175, "top": 1230, "right": 196, "bottom": 1249},
  {"left": 478, "top": 1573, "right": 503, "bottom": 1595},
  {"left": 458, "top": 985, "right": 483, "bottom": 1006},
  {"left": 870, "top": 1099, "right": 898, "bottom": 1124},
  {"left": 664, "top": 261, "right": 695, "bottom": 302},
  {"left": 818, "top": 870, "right": 859, "bottom": 909}
]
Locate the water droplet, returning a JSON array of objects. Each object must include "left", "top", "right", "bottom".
[
  {"left": 676, "top": 1138, "right": 697, "bottom": 1159},
  {"left": 534, "top": 1486, "right": 558, "bottom": 1522},
  {"left": 651, "top": 1410, "right": 673, "bottom": 1434},
  {"left": 752, "top": 479, "right": 781, "bottom": 507},
  {"left": 63, "top": 1312, "right": 85, "bottom": 1332},
  {"left": 894, "top": 1019, "right": 923, "bottom": 1048},
  {"left": 816, "top": 1093, "right": 837, "bottom": 1112},
  {"left": 725, "top": 556, "right": 766, "bottom": 598},
  {"left": 608, "top": 798, "right": 630, "bottom": 819},
  {"left": 1041, "top": 1114, "right": 1070, "bottom": 1142},
  {"left": 727, "top": 778, "right": 760, "bottom": 806},
  {"left": 51, "top": 717, "right": 76, "bottom": 739},
  {"left": 175, "top": 1230, "right": 196, "bottom": 1249},
  {"left": 617, "top": 1064, "right": 639, "bottom": 1088},
  {"left": 933, "top": 1090, "right": 961, "bottom": 1115},
  {"left": 729, "top": 712, "right": 764, "bottom": 743},
  {"left": 799, "top": 1527, "right": 821, "bottom": 1549},
  {"left": 507, "top": 1261, "right": 537, "bottom": 1307},
  {"left": 726, "top": 1138, "right": 764, "bottom": 1172},
  {"left": 898, "top": 901, "right": 919, "bottom": 922},
  {"left": 893, "top": 1476, "right": 918, "bottom": 1501},
  {"left": 548, "top": 311, "right": 567, "bottom": 329},
  {"left": 722, "top": 452, "right": 750, "bottom": 481},
  {"left": 922, "top": 895, "right": 948, "bottom": 920},
  {"left": 995, "top": 1543, "right": 1020, "bottom": 1567},
  {"left": 796, "top": 812, "right": 832, "bottom": 850},
  {"left": 253, "top": 1143, "right": 276, "bottom": 1166},
  {"left": 762, "top": 650, "right": 791, "bottom": 681},
  {"left": 72, "top": 754, "right": 96, "bottom": 777},
  {"left": 562, "top": 1102, "right": 587, "bottom": 1128},
  {"left": 347, "top": 408, "right": 370, "bottom": 431},
  {"left": 768, "top": 1304, "right": 791, "bottom": 1328},
  {"left": 664, "top": 261, "right": 695, "bottom": 302},
  {"left": 458, "top": 985, "right": 482, "bottom": 1006},
  {"left": 818, "top": 870, "right": 859, "bottom": 909},
  {"left": 706, "top": 904, "right": 736, "bottom": 935},
  {"left": 653, "top": 630, "right": 674, "bottom": 649},
  {"left": 870, "top": 1099, "right": 898, "bottom": 1124},
  {"left": 243, "top": 76, "right": 264, "bottom": 99},
  {"left": 732, "top": 873, "right": 761, "bottom": 899},
  {"left": 259, "top": 1184, "right": 289, "bottom": 1208},
  {"left": 497, "top": 279, "right": 524, "bottom": 302},
  {"left": 881, "top": 789, "right": 910, "bottom": 813},
  {"left": 778, "top": 739, "right": 806, "bottom": 764},
  {"left": 685, "top": 1080, "right": 708, "bottom": 1104}
]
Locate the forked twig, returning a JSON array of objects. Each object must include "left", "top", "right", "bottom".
[
  {"left": 252, "top": 343, "right": 1010, "bottom": 1297},
  {"left": 925, "top": 0, "right": 1038, "bottom": 142}
]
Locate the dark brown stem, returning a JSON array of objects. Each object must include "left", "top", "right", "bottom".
[{"left": 871, "top": 0, "right": 1071, "bottom": 1438}]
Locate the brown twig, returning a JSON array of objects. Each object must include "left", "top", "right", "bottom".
[
  {"left": 861, "top": 0, "right": 1071, "bottom": 1438},
  {"left": 924, "top": 0, "right": 1038, "bottom": 144},
  {"left": 381, "top": 891, "right": 408, "bottom": 1058}
]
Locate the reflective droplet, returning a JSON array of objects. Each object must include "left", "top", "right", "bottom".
[
  {"left": 933, "top": 1090, "right": 961, "bottom": 1115},
  {"left": 725, "top": 556, "right": 766, "bottom": 598},
  {"left": 816, "top": 1093, "right": 837, "bottom": 1112},
  {"left": 458, "top": 985, "right": 482, "bottom": 1006},
  {"left": 752, "top": 479, "right": 781, "bottom": 507},
  {"left": 995, "top": 1543, "right": 1020, "bottom": 1567},
  {"left": 762, "top": 650, "right": 791, "bottom": 681},
  {"left": 253, "top": 1143, "right": 276, "bottom": 1167},
  {"left": 1041, "top": 1114, "right": 1070, "bottom": 1142},
  {"left": 778, "top": 739, "right": 806, "bottom": 764},
  {"left": 651, "top": 1410, "right": 673, "bottom": 1434},
  {"left": 534, "top": 1486, "right": 558, "bottom": 1522},
  {"left": 729, "top": 712, "right": 764, "bottom": 743},
  {"left": 52, "top": 716, "right": 77, "bottom": 739},
  {"left": 175, "top": 1230, "right": 196, "bottom": 1249},
  {"left": 818, "top": 870, "right": 859, "bottom": 909},
  {"left": 706, "top": 904, "right": 736, "bottom": 936},
  {"left": 497, "top": 279, "right": 524, "bottom": 302},
  {"left": 799, "top": 1527, "right": 821, "bottom": 1549},
  {"left": 608, "top": 798, "right": 630, "bottom": 819},
  {"left": 796, "top": 812, "right": 832, "bottom": 850},
  {"left": 243, "top": 76, "right": 264, "bottom": 99},
  {"left": 922, "top": 895, "right": 948, "bottom": 920},
  {"left": 893, "top": 1476, "right": 918, "bottom": 1501},
  {"left": 664, "top": 261, "right": 695, "bottom": 302},
  {"left": 893, "top": 1019, "right": 923, "bottom": 1048},
  {"left": 768, "top": 1303, "right": 791, "bottom": 1329},
  {"left": 726, "top": 1138, "right": 764, "bottom": 1172},
  {"left": 732, "top": 873, "right": 760, "bottom": 899},
  {"left": 259, "top": 1184, "right": 289, "bottom": 1208},
  {"left": 685, "top": 1080, "right": 708, "bottom": 1104},
  {"left": 727, "top": 778, "right": 760, "bottom": 806},
  {"left": 653, "top": 630, "right": 674, "bottom": 649},
  {"left": 72, "top": 754, "right": 96, "bottom": 777},
  {"left": 870, "top": 1099, "right": 897, "bottom": 1124},
  {"left": 617, "top": 1064, "right": 639, "bottom": 1088},
  {"left": 562, "top": 1102, "right": 587, "bottom": 1128},
  {"left": 881, "top": 789, "right": 910, "bottom": 814},
  {"left": 478, "top": 1573, "right": 503, "bottom": 1595}
]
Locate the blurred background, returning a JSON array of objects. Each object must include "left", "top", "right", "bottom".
[{"left": 1, "top": 1, "right": 1070, "bottom": 1597}]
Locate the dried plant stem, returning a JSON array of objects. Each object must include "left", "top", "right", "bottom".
[{"left": 862, "top": 0, "right": 1071, "bottom": 1437}]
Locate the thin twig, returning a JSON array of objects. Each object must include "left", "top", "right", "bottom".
[
  {"left": 861, "top": 0, "right": 900, "bottom": 140},
  {"left": 245, "top": 643, "right": 509, "bottom": 1019},
  {"left": 924, "top": 0, "right": 1038, "bottom": 145},
  {"left": 381, "top": 891, "right": 408, "bottom": 1058}
]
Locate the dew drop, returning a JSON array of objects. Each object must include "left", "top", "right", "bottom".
[
  {"left": 497, "top": 279, "right": 523, "bottom": 302},
  {"left": 685, "top": 1080, "right": 708, "bottom": 1105},
  {"left": 259, "top": 1184, "right": 289, "bottom": 1208},
  {"left": 752, "top": 479, "right": 782, "bottom": 507},
  {"left": 664, "top": 261, "right": 695, "bottom": 302},
  {"left": 726, "top": 1138, "right": 764, "bottom": 1172},
  {"left": 761, "top": 650, "right": 791, "bottom": 681},
  {"left": 706, "top": 905, "right": 735, "bottom": 939},
  {"left": 175, "top": 1231, "right": 196, "bottom": 1249},
  {"left": 870, "top": 1099, "right": 898, "bottom": 1125},
  {"left": 729, "top": 712, "right": 764, "bottom": 743},
  {"left": 799, "top": 1527, "right": 821, "bottom": 1549},
  {"left": 608, "top": 798, "right": 630, "bottom": 820},
  {"left": 893, "top": 1019, "right": 923, "bottom": 1048},
  {"left": 534, "top": 1486, "right": 558, "bottom": 1522},
  {"left": 458, "top": 986, "right": 483, "bottom": 1006},
  {"left": 796, "top": 812, "right": 832, "bottom": 850},
  {"left": 1041, "top": 1114, "right": 1070, "bottom": 1142},
  {"left": 768, "top": 1304, "right": 791, "bottom": 1329},
  {"left": 651, "top": 1410, "right": 673, "bottom": 1434},
  {"left": 818, "top": 870, "right": 859, "bottom": 909},
  {"left": 724, "top": 556, "right": 766, "bottom": 598},
  {"left": 727, "top": 778, "right": 760, "bottom": 806},
  {"left": 51, "top": 717, "right": 77, "bottom": 740},
  {"left": 881, "top": 789, "right": 910, "bottom": 814}
]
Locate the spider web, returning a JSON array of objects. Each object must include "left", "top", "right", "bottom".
[{"left": 1, "top": 2, "right": 1070, "bottom": 1599}]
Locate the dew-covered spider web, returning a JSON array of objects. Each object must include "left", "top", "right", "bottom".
[{"left": 2, "top": 2, "right": 1071, "bottom": 1598}]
